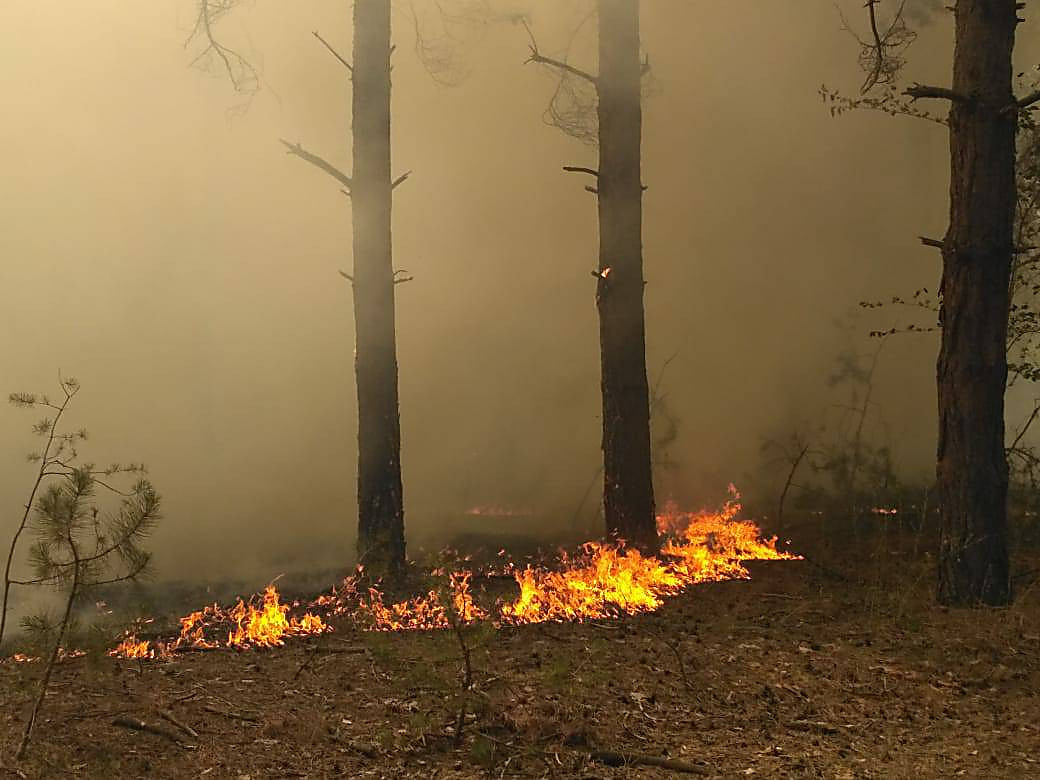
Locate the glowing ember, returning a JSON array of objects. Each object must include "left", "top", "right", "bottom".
[
  {"left": 1, "top": 648, "right": 86, "bottom": 664},
  {"left": 464, "top": 506, "right": 532, "bottom": 517},
  {"left": 5, "top": 653, "right": 40, "bottom": 664}
]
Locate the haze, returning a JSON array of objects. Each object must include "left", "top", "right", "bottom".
[{"left": 2, "top": 1, "right": 1037, "bottom": 584}]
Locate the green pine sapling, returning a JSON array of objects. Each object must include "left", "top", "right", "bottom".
[{"left": 1, "top": 377, "right": 162, "bottom": 760}]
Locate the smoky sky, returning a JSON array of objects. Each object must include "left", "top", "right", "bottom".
[
  {"left": 903, "top": 0, "right": 946, "bottom": 26},
  {"left": 1, "top": 1, "right": 1038, "bottom": 587}
]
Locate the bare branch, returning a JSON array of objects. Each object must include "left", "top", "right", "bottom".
[
  {"left": 1018, "top": 88, "right": 1040, "bottom": 110},
  {"left": 279, "top": 140, "right": 353, "bottom": 190},
  {"left": 392, "top": 171, "right": 412, "bottom": 190},
  {"left": 186, "top": 0, "right": 260, "bottom": 99},
  {"left": 919, "top": 236, "right": 945, "bottom": 249},
  {"left": 521, "top": 15, "right": 596, "bottom": 85},
  {"left": 563, "top": 165, "right": 599, "bottom": 178},
  {"left": 1009, "top": 400, "right": 1040, "bottom": 453},
  {"left": 526, "top": 47, "right": 597, "bottom": 86},
  {"left": 312, "top": 30, "right": 352, "bottom": 73},
  {"left": 840, "top": 0, "right": 917, "bottom": 94}
]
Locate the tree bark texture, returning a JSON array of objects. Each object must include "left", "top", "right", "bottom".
[{"left": 936, "top": 0, "right": 1016, "bottom": 605}]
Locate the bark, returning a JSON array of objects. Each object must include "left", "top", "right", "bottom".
[
  {"left": 936, "top": 0, "right": 1016, "bottom": 606},
  {"left": 352, "top": 0, "right": 406, "bottom": 579},
  {"left": 595, "top": 0, "right": 657, "bottom": 552}
]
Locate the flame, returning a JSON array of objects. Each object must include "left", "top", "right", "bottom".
[
  {"left": 108, "top": 583, "right": 328, "bottom": 659},
  {"left": 358, "top": 572, "right": 487, "bottom": 631},
  {"left": 107, "top": 487, "right": 799, "bottom": 655},
  {"left": 226, "top": 585, "right": 329, "bottom": 648},
  {"left": 0, "top": 648, "right": 86, "bottom": 664},
  {"left": 111, "top": 635, "right": 153, "bottom": 659},
  {"left": 364, "top": 487, "right": 798, "bottom": 629}
]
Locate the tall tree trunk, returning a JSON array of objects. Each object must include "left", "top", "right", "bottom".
[
  {"left": 595, "top": 0, "right": 657, "bottom": 552},
  {"left": 936, "top": 0, "right": 1016, "bottom": 606},
  {"left": 352, "top": 0, "right": 405, "bottom": 579}
]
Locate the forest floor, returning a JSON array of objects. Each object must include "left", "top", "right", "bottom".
[{"left": 1, "top": 534, "right": 1039, "bottom": 779}]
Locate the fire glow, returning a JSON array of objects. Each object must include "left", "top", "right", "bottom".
[
  {"left": 106, "top": 488, "right": 797, "bottom": 657},
  {"left": 110, "top": 584, "right": 330, "bottom": 660}
]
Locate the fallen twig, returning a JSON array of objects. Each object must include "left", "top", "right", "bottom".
[
  {"left": 202, "top": 704, "right": 260, "bottom": 724},
  {"left": 113, "top": 716, "right": 193, "bottom": 748},
  {"left": 789, "top": 719, "right": 847, "bottom": 735},
  {"left": 158, "top": 708, "right": 200, "bottom": 739},
  {"left": 589, "top": 750, "right": 710, "bottom": 775},
  {"left": 661, "top": 638, "right": 695, "bottom": 691},
  {"left": 343, "top": 740, "right": 379, "bottom": 758}
]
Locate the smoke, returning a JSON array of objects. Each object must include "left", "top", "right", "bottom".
[
  {"left": 0, "top": 0, "right": 1035, "bottom": 600},
  {"left": 902, "top": 0, "right": 946, "bottom": 26}
]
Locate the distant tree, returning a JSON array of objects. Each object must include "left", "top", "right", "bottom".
[
  {"left": 831, "top": 0, "right": 1040, "bottom": 605},
  {"left": 524, "top": 0, "right": 657, "bottom": 552}
]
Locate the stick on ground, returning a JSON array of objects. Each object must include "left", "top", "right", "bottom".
[
  {"left": 113, "top": 716, "right": 193, "bottom": 748},
  {"left": 589, "top": 750, "right": 710, "bottom": 775}
]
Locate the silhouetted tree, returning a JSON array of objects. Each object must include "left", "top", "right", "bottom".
[
  {"left": 348, "top": 1, "right": 406, "bottom": 579},
  {"left": 526, "top": 0, "right": 657, "bottom": 552}
]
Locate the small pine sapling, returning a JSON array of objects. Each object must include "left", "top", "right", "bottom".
[{"left": 1, "top": 378, "right": 161, "bottom": 760}]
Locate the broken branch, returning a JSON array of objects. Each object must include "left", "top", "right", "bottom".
[
  {"left": 392, "top": 171, "right": 411, "bottom": 190},
  {"left": 279, "top": 139, "right": 353, "bottom": 190},
  {"left": 919, "top": 236, "right": 945, "bottom": 249},
  {"left": 904, "top": 84, "right": 969, "bottom": 103},
  {"left": 563, "top": 166, "right": 599, "bottom": 178}
]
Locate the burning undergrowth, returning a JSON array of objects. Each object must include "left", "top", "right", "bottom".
[{"left": 102, "top": 487, "right": 797, "bottom": 659}]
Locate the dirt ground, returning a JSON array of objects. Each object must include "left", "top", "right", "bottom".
[{"left": 2, "top": 547, "right": 1039, "bottom": 779}]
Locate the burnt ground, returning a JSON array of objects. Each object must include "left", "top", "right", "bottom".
[{"left": 1, "top": 542, "right": 1039, "bottom": 779}]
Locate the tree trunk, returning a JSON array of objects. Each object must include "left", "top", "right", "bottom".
[
  {"left": 352, "top": 0, "right": 406, "bottom": 580},
  {"left": 936, "top": 0, "right": 1016, "bottom": 606},
  {"left": 595, "top": 0, "right": 657, "bottom": 552}
]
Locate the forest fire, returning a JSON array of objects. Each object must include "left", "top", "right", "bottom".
[
  {"left": 109, "top": 584, "right": 329, "bottom": 660},
  {"left": 104, "top": 490, "right": 797, "bottom": 656},
  {"left": 357, "top": 572, "right": 488, "bottom": 631}
]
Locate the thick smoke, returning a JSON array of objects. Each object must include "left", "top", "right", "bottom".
[{"left": 0, "top": 1, "right": 1036, "bottom": 593}]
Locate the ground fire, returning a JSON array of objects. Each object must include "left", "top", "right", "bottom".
[{"left": 105, "top": 489, "right": 796, "bottom": 658}]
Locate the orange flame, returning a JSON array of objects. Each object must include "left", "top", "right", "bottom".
[
  {"left": 107, "top": 487, "right": 798, "bottom": 655},
  {"left": 108, "top": 583, "right": 328, "bottom": 659},
  {"left": 357, "top": 572, "right": 487, "bottom": 631}
]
